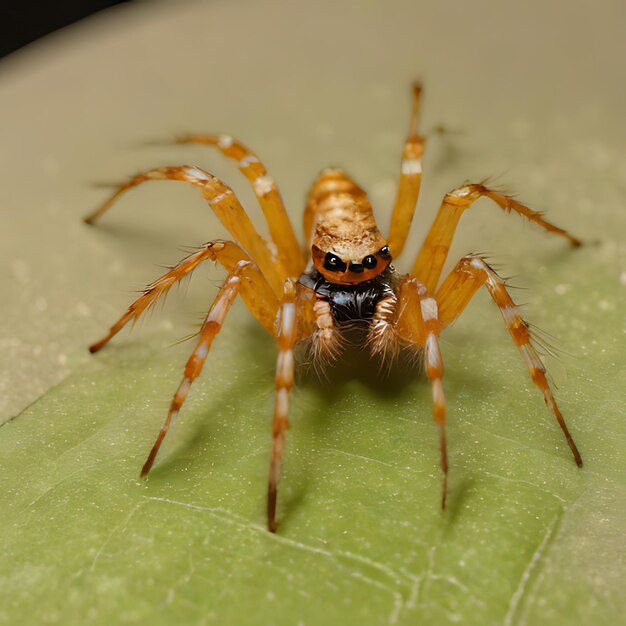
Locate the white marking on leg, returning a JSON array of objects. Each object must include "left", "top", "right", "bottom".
[
  {"left": 267, "top": 240, "right": 280, "bottom": 263},
  {"left": 420, "top": 297, "right": 438, "bottom": 321},
  {"left": 195, "top": 343, "right": 209, "bottom": 360},
  {"left": 280, "top": 302, "right": 296, "bottom": 337},
  {"left": 178, "top": 378, "right": 191, "bottom": 397},
  {"left": 277, "top": 349, "right": 295, "bottom": 375},
  {"left": 501, "top": 304, "right": 520, "bottom": 327},
  {"left": 432, "top": 378, "right": 444, "bottom": 408},
  {"left": 208, "top": 278, "right": 239, "bottom": 323},
  {"left": 448, "top": 185, "right": 472, "bottom": 199},
  {"left": 426, "top": 333, "right": 442, "bottom": 372},
  {"left": 276, "top": 387, "right": 289, "bottom": 417},
  {"left": 470, "top": 256, "right": 487, "bottom": 272},
  {"left": 401, "top": 158, "right": 423, "bottom": 175},
  {"left": 217, "top": 134, "right": 233, "bottom": 148},
  {"left": 210, "top": 189, "right": 233, "bottom": 205},
  {"left": 239, "top": 155, "right": 260, "bottom": 168},
  {"left": 183, "top": 165, "right": 212, "bottom": 183},
  {"left": 520, "top": 344, "right": 545, "bottom": 372},
  {"left": 253, "top": 175, "right": 274, "bottom": 197},
  {"left": 486, "top": 274, "right": 501, "bottom": 290}
]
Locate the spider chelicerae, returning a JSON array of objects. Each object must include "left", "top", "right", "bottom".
[{"left": 85, "top": 84, "right": 582, "bottom": 532}]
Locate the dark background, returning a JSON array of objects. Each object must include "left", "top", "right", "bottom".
[{"left": 1, "top": 1, "right": 132, "bottom": 58}]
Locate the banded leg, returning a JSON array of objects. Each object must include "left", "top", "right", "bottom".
[
  {"left": 175, "top": 133, "right": 305, "bottom": 276},
  {"left": 387, "top": 83, "right": 426, "bottom": 259},
  {"left": 436, "top": 255, "right": 582, "bottom": 466},
  {"left": 140, "top": 266, "right": 244, "bottom": 476},
  {"left": 83, "top": 165, "right": 285, "bottom": 294},
  {"left": 412, "top": 183, "right": 582, "bottom": 293},
  {"left": 267, "top": 279, "right": 299, "bottom": 533},
  {"left": 89, "top": 240, "right": 278, "bottom": 353},
  {"left": 395, "top": 277, "right": 449, "bottom": 509}
]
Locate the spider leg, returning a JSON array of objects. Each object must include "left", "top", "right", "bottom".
[
  {"left": 83, "top": 165, "right": 285, "bottom": 294},
  {"left": 267, "top": 279, "right": 306, "bottom": 533},
  {"left": 412, "top": 183, "right": 582, "bottom": 293},
  {"left": 387, "top": 83, "right": 426, "bottom": 259},
  {"left": 140, "top": 264, "right": 245, "bottom": 477},
  {"left": 175, "top": 133, "right": 305, "bottom": 277},
  {"left": 436, "top": 255, "right": 583, "bottom": 466},
  {"left": 394, "top": 276, "right": 449, "bottom": 509},
  {"left": 89, "top": 241, "right": 278, "bottom": 353}
]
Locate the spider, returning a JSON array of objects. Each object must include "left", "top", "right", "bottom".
[{"left": 85, "top": 84, "right": 583, "bottom": 532}]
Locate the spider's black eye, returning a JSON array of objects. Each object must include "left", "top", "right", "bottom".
[
  {"left": 378, "top": 246, "right": 391, "bottom": 260},
  {"left": 324, "top": 253, "right": 347, "bottom": 272},
  {"left": 362, "top": 255, "right": 378, "bottom": 269}
]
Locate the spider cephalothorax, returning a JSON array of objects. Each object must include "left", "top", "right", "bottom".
[{"left": 85, "top": 84, "right": 583, "bottom": 533}]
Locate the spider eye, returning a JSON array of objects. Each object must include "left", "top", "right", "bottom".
[
  {"left": 324, "top": 253, "right": 347, "bottom": 272},
  {"left": 378, "top": 246, "right": 391, "bottom": 260},
  {"left": 362, "top": 255, "right": 378, "bottom": 269}
]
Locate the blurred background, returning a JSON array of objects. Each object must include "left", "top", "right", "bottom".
[{"left": 1, "top": 0, "right": 131, "bottom": 58}]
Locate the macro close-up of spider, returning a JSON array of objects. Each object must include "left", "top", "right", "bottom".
[{"left": 84, "top": 84, "right": 583, "bottom": 533}]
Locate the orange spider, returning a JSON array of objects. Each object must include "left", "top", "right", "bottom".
[{"left": 85, "top": 84, "right": 583, "bottom": 532}]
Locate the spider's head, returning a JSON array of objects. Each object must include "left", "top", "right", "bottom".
[
  {"left": 312, "top": 243, "right": 392, "bottom": 284},
  {"left": 311, "top": 211, "right": 392, "bottom": 285},
  {"left": 308, "top": 169, "right": 391, "bottom": 284}
]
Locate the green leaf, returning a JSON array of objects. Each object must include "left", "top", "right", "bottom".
[{"left": 2, "top": 226, "right": 624, "bottom": 625}]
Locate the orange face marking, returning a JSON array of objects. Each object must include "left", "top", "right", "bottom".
[{"left": 311, "top": 245, "right": 391, "bottom": 284}]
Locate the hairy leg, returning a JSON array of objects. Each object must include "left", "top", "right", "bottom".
[
  {"left": 394, "top": 276, "right": 449, "bottom": 508},
  {"left": 413, "top": 183, "right": 581, "bottom": 293},
  {"left": 436, "top": 254, "right": 582, "bottom": 466},
  {"left": 89, "top": 240, "right": 278, "bottom": 353},
  {"left": 83, "top": 165, "right": 285, "bottom": 294},
  {"left": 387, "top": 83, "right": 426, "bottom": 259},
  {"left": 267, "top": 279, "right": 299, "bottom": 532},
  {"left": 140, "top": 264, "right": 244, "bottom": 476},
  {"left": 175, "top": 133, "right": 305, "bottom": 276}
]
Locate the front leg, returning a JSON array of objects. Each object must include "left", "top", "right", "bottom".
[
  {"left": 394, "top": 277, "right": 449, "bottom": 509},
  {"left": 88, "top": 240, "right": 278, "bottom": 353},
  {"left": 412, "top": 183, "right": 581, "bottom": 293},
  {"left": 267, "top": 280, "right": 306, "bottom": 532},
  {"left": 436, "top": 254, "right": 582, "bottom": 466}
]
